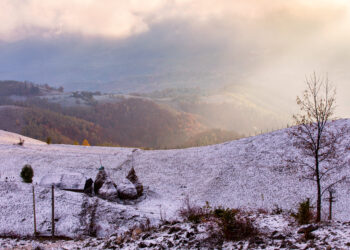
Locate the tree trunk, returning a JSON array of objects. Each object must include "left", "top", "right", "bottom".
[
  {"left": 315, "top": 152, "right": 322, "bottom": 222},
  {"left": 316, "top": 177, "right": 322, "bottom": 222}
]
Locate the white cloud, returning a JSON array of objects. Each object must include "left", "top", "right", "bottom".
[
  {"left": 0, "top": 0, "right": 349, "bottom": 41},
  {"left": 0, "top": 0, "right": 164, "bottom": 41}
]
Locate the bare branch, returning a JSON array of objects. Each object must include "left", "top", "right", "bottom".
[
  {"left": 321, "top": 177, "right": 346, "bottom": 197},
  {"left": 287, "top": 72, "right": 344, "bottom": 222}
]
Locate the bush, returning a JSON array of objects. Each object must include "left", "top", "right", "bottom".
[
  {"left": 17, "top": 138, "right": 25, "bottom": 146},
  {"left": 82, "top": 139, "right": 90, "bottom": 146},
  {"left": 294, "top": 199, "right": 313, "bottom": 225},
  {"left": 179, "top": 197, "right": 207, "bottom": 224},
  {"left": 46, "top": 137, "right": 52, "bottom": 144},
  {"left": 213, "top": 207, "right": 257, "bottom": 240},
  {"left": 178, "top": 198, "right": 258, "bottom": 241},
  {"left": 272, "top": 205, "right": 283, "bottom": 215},
  {"left": 20, "top": 164, "right": 34, "bottom": 183}
]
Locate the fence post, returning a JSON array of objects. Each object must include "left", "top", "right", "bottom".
[
  {"left": 51, "top": 185, "right": 55, "bottom": 237},
  {"left": 329, "top": 191, "right": 333, "bottom": 220},
  {"left": 32, "top": 185, "right": 37, "bottom": 236},
  {"left": 326, "top": 190, "right": 336, "bottom": 220}
]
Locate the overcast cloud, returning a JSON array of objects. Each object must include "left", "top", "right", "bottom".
[{"left": 0, "top": 0, "right": 350, "bottom": 116}]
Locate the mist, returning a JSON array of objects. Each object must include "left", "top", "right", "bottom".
[{"left": 0, "top": 0, "right": 349, "bottom": 124}]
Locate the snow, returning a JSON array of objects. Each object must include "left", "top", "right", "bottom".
[
  {"left": 117, "top": 179, "right": 138, "bottom": 199},
  {"left": 2, "top": 214, "right": 350, "bottom": 249},
  {"left": 0, "top": 130, "right": 45, "bottom": 145},
  {"left": 40, "top": 173, "right": 86, "bottom": 189},
  {"left": 1, "top": 119, "right": 350, "bottom": 240}
]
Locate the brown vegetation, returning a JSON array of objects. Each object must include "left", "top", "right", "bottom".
[{"left": 179, "top": 198, "right": 258, "bottom": 241}]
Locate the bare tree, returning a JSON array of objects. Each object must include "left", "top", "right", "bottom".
[{"left": 288, "top": 73, "right": 348, "bottom": 222}]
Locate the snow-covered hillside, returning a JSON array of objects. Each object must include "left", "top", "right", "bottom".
[
  {"left": 1, "top": 119, "right": 350, "bottom": 238},
  {"left": 0, "top": 129, "right": 45, "bottom": 145}
]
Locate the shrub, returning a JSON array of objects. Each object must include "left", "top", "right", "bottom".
[
  {"left": 82, "top": 139, "right": 90, "bottom": 146},
  {"left": 46, "top": 137, "right": 52, "bottom": 144},
  {"left": 257, "top": 208, "right": 269, "bottom": 214},
  {"left": 272, "top": 205, "right": 283, "bottom": 215},
  {"left": 178, "top": 198, "right": 258, "bottom": 241},
  {"left": 17, "top": 137, "right": 25, "bottom": 146},
  {"left": 294, "top": 199, "right": 313, "bottom": 225},
  {"left": 20, "top": 164, "right": 34, "bottom": 183},
  {"left": 179, "top": 197, "right": 208, "bottom": 224},
  {"left": 213, "top": 207, "right": 257, "bottom": 240}
]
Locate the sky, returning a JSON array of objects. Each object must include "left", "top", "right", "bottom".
[{"left": 0, "top": 0, "right": 350, "bottom": 116}]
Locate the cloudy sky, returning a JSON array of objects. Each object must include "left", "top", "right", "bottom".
[{"left": 0, "top": 0, "right": 350, "bottom": 116}]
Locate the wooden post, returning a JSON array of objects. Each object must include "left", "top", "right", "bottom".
[
  {"left": 329, "top": 191, "right": 332, "bottom": 220},
  {"left": 327, "top": 190, "right": 335, "bottom": 220},
  {"left": 325, "top": 190, "right": 336, "bottom": 220},
  {"left": 51, "top": 185, "right": 55, "bottom": 237},
  {"left": 32, "top": 185, "right": 37, "bottom": 236}
]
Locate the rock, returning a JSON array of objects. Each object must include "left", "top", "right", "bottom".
[
  {"left": 98, "top": 179, "right": 118, "bottom": 201},
  {"left": 250, "top": 236, "right": 264, "bottom": 245},
  {"left": 272, "top": 233, "right": 286, "bottom": 240},
  {"left": 297, "top": 224, "right": 319, "bottom": 234},
  {"left": 40, "top": 173, "right": 85, "bottom": 190},
  {"left": 60, "top": 173, "right": 86, "bottom": 190},
  {"left": 138, "top": 242, "right": 148, "bottom": 248},
  {"left": 117, "top": 179, "right": 138, "bottom": 199},
  {"left": 168, "top": 226, "right": 182, "bottom": 234},
  {"left": 186, "top": 232, "right": 194, "bottom": 238},
  {"left": 94, "top": 169, "right": 107, "bottom": 194},
  {"left": 39, "top": 174, "right": 61, "bottom": 188},
  {"left": 167, "top": 240, "right": 174, "bottom": 248},
  {"left": 142, "top": 233, "right": 151, "bottom": 240}
]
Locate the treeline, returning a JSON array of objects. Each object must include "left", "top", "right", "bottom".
[
  {"left": 21, "top": 107, "right": 103, "bottom": 145},
  {"left": 0, "top": 80, "right": 64, "bottom": 96},
  {"left": 0, "top": 81, "right": 40, "bottom": 96}
]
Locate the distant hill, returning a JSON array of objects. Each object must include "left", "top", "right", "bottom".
[
  {"left": 62, "top": 98, "right": 205, "bottom": 148},
  {"left": 0, "top": 105, "right": 25, "bottom": 133},
  {"left": 0, "top": 95, "right": 210, "bottom": 148},
  {"left": 0, "top": 105, "right": 103, "bottom": 145},
  {"left": 0, "top": 80, "right": 245, "bottom": 148}
]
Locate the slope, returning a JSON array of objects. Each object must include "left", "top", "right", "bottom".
[{"left": 0, "top": 119, "right": 349, "bottom": 238}]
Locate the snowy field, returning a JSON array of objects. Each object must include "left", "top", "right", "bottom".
[{"left": 0, "top": 120, "right": 350, "bottom": 238}]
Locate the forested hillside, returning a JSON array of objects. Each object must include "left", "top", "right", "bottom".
[{"left": 0, "top": 81, "right": 242, "bottom": 148}]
